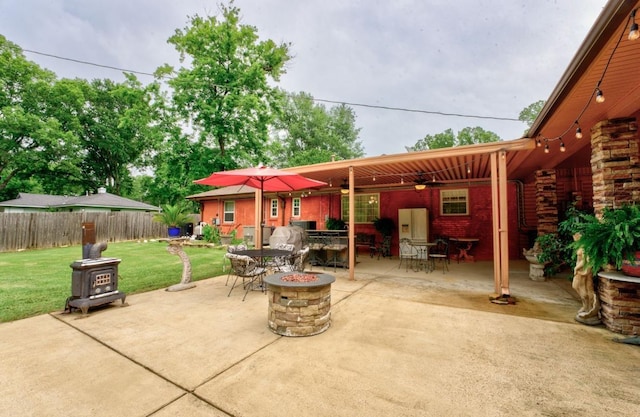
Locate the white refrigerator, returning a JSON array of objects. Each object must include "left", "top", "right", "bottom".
[{"left": 398, "top": 208, "right": 429, "bottom": 242}]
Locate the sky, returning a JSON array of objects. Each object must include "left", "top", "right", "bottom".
[{"left": 0, "top": 0, "right": 607, "bottom": 157}]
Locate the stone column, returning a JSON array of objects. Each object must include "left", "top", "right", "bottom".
[
  {"left": 590, "top": 117, "right": 640, "bottom": 216},
  {"left": 535, "top": 169, "right": 558, "bottom": 236}
]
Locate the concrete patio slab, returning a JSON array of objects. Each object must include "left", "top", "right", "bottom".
[
  {"left": 0, "top": 314, "right": 183, "bottom": 417},
  {"left": 1, "top": 258, "right": 639, "bottom": 416}
]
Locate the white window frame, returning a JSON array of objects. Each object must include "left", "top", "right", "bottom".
[
  {"left": 270, "top": 198, "right": 278, "bottom": 218},
  {"left": 440, "top": 189, "right": 469, "bottom": 215},
  {"left": 223, "top": 200, "right": 235, "bottom": 223},
  {"left": 341, "top": 193, "right": 380, "bottom": 223},
  {"left": 292, "top": 197, "right": 301, "bottom": 217}
]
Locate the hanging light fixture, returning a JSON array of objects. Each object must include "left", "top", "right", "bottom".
[
  {"left": 536, "top": 137, "right": 542, "bottom": 147},
  {"left": 340, "top": 179, "right": 349, "bottom": 194},
  {"left": 544, "top": 142, "right": 550, "bottom": 154},
  {"left": 560, "top": 141, "right": 566, "bottom": 152},
  {"left": 630, "top": 9, "right": 639, "bottom": 40},
  {"left": 414, "top": 172, "right": 427, "bottom": 190},
  {"left": 595, "top": 88, "right": 605, "bottom": 103},
  {"left": 575, "top": 123, "right": 583, "bottom": 139}
]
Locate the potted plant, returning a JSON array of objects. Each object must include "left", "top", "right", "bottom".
[
  {"left": 372, "top": 217, "right": 395, "bottom": 237},
  {"left": 572, "top": 204, "right": 640, "bottom": 275},
  {"left": 325, "top": 217, "right": 347, "bottom": 230},
  {"left": 154, "top": 204, "right": 193, "bottom": 238},
  {"left": 528, "top": 203, "right": 591, "bottom": 278}
]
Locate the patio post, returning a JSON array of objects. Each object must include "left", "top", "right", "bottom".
[
  {"left": 348, "top": 166, "right": 355, "bottom": 280},
  {"left": 490, "top": 151, "right": 511, "bottom": 296}
]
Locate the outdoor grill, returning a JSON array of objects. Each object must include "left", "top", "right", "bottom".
[{"left": 65, "top": 242, "right": 126, "bottom": 315}]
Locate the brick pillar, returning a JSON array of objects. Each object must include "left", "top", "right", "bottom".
[
  {"left": 535, "top": 169, "right": 558, "bottom": 236},
  {"left": 590, "top": 117, "right": 640, "bottom": 216}
]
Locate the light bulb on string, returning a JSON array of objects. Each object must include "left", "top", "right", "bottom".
[
  {"left": 630, "top": 9, "right": 639, "bottom": 40},
  {"left": 575, "top": 126, "right": 583, "bottom": 139},
  {"left": 536, "top": 137, "right": 542, "bottom": 148},
  {"left": 560, "top": 142, "right": 566, "bottom": 152},
  {"left": 544, "top": 139, "right": 550, "bottom": 154},
  {"left": 595, "top": 88, "right": 605, "bottom": 103}
]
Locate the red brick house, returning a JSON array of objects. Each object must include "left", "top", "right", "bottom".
[{"left": 189, "top": 0, "right": 640, "bottom": 295}]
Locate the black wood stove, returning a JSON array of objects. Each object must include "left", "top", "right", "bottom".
[{"left": 65, "top": 241, "right": 126, "bottom": 315}]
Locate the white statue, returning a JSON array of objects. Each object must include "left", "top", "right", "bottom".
[{"left": 571, "top": 233, "right": 601, "bottom": 325}]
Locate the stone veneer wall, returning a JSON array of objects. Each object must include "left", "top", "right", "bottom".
[
  {"left": 267, "top": 283, "right": 332, "bottom": 336},
  {"left": 535, "top": 169, "right": 558, "bottom": 236},
  {"left": 590, "top": 117, "right": 640, "bottom": 216}
]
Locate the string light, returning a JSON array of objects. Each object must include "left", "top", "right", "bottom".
[
  {"left": 630, "top": 9, "right": 639, "bottom": 40},
  {"left": 537, "top": 8, "right": 637, "bottom": 153}
]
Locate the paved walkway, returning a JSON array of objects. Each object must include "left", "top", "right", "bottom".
[{"left": 1, "top": 259, "right": 639, "bottom": 416}]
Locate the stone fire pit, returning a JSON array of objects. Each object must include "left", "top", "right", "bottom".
[{"left": 263, "top": 272, "right": 335, "bottom": 337}]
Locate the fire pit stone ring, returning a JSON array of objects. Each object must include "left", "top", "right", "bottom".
[{"left": 263, "top": 272, "right": 336, "bottom": 337}]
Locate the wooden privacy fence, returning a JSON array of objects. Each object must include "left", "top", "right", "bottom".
[{"left": 0, "top": 212, "right": 192, "bottom": 252}]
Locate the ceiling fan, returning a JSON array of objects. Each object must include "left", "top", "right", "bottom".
[{"left": 414, "top": 172, "right": 442, "bottom": 190}]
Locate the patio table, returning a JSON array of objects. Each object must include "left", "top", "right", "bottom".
[
  {"left": 450, "top": 238, "right": 479, "bottom": 262},
  {"left": 411, "top": 240, "right": 436, "bottom": 272}
]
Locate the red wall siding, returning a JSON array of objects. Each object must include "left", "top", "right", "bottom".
[{"left": 198, "top": 183, "right": 523, "bottom": 260}]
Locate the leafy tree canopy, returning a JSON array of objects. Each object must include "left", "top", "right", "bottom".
[
  {"left": 161, "top": 1, "right": 291, "bottom": 174},
  {"left": 0, "top": 35, "right": 82, "bottom": 199},
  {"left": 269, "top": 91, "right": 364, "bottom": 167},
  {"left": 410, "top": 126, "right": 501, "bottom": 151},
  {"left": 519, "top": 99, "right": 546, "bottom": 132}
]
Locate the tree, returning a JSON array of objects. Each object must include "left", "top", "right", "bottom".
[
  {"left": 75, "top": 75, "right": 163, "bottom": 195},
  {"left": 162, "top": 2, "right": 291, "bottom": 175},
  {"left": 0, "top": 35, "right": 82, "bottom": 200},
  {"left": 410, "top": 126, "right": 500, "bottom": 151},
  {"left": 519, "top": 100, "right": 546, "bottom": 131},
  {"left": 270, "top": 92, "right": 364, "bottom": 167}
]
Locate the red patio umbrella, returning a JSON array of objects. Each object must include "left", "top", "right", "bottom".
[{"left": 194, "top": 166, "right": 327, "bottom": 247}]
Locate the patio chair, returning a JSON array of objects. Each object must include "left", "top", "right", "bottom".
[
  {"left": 225, "top": 244, "right": 247, "bottom": 285},
  {"left": 324, "top": 236, "right": 348, "bottom": 271},
  {"left": 308, "top": 235, "right": 327, "bottom": 270},
  {"left": 279, "top": 246, "right": 310, "bottom": 273},
  {"left": 265, "top": 243, "right": 295, "bottom": 272},
  {"left": 398, "top": 238, "right": 418, "bottom": 271},
  {"left": 225, "top": 253, "right": 266, "bottom": 301},
  {"left": 373, "top": 235, "right": 392, "bottom": 259},
  {"left": 428, "top": 238, "right": 450, "bottom": 273}
]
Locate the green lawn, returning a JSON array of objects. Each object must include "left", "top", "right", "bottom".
[{"left": 0, "top": 241, "right": 226, "bottom": 322}]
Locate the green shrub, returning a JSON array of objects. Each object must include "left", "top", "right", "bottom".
[{"left": 202, "top": 224, "right": 221, "bottom": 244}]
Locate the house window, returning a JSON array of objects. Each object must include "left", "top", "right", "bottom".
[
  {"left": 223, "top": 201, "right": 235, "bottom": 223},
  {"left": 292, "top": 198, "right": 301, "bottom": 217},
  {"left": 441, "top": 189, "right": 468, "bottom": 215},
  {"left": 341, "top": 193, "right": 380, "bottom": 223},
  {"left": 270, "top": 199, "right": 278, "bottom": 218}
]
